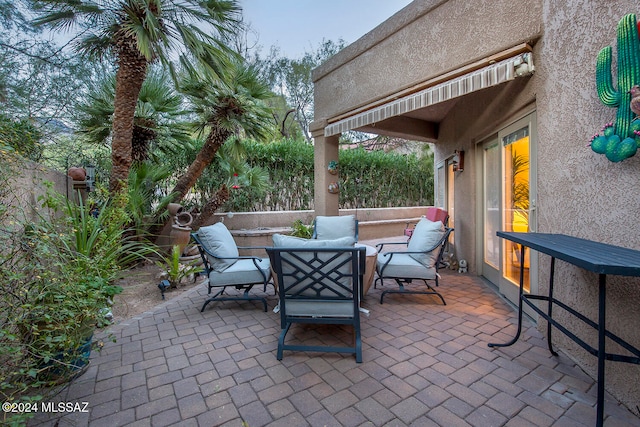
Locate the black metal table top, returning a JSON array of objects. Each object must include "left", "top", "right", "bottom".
[{"left": 497, "top": 232, "right": 640, "bottom": 277}]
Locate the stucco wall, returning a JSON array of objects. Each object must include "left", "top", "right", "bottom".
[
  {"left": 313, "top": 0, "right": 543, "bottom": 120},
  {"left": 533, "top": 0, "right": 640, "bottom": 408},
  {"left": 4, "top": 157, "right": 73, "bottom": 225},
  {"left": 313, "top": 0, "right": 640, "bottom": 413}
]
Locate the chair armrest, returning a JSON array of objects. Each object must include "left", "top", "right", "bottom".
[
  {"left": 378, "top": 227, "right": 454, "bottom": 256},
  {"left": 375, "top": 241, "right": 409, "bottom": 252},
  {"left": 191, "top": 234, "right": 267, "bottom": 262}
]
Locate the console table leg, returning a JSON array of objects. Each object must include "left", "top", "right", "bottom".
[
  {"left": 547, "top": 258, "right": 558, "bottom": 356},
  {"left": 488, "top": 245, "right": 526, "bottom": 348},
  {"left": 596, "top": 274, "right": 606, "bottom": 427}
]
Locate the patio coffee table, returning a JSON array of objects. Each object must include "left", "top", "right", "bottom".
[{"left": 355, "top": 243, "right": 377, "bottom": 298}]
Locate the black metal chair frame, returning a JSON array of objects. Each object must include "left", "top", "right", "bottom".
[
  {"left": 266, "top": 246, "right": 366, "bottom": 362},
  {"left": 192, "top": 232, "right": 272, "bottom": 312},
  {"left": 375, "top": 227, "right": 454, "bottom": 305}
]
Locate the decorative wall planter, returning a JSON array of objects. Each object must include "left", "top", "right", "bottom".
[
  {"left": 328, "top": 182, "right": 340, "bottom": 194},
  {"left": 590, "top": 13, "right": 640, "bottom": 162},
  {"left": 328, "top": 160, "right": 339, "bottom": 175}
]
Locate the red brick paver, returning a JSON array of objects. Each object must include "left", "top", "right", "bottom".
[{"left": 29, "top": 240, "right": 640, "bottom": 427}]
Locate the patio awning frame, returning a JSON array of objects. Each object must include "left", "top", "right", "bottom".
[{"left": 324, "top": 44, "right": 534, "bottom": 137}]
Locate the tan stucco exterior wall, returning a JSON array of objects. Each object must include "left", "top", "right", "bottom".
[
  {"left": 313, "top": 0, "right": 542, "bottom": 120},
  {"left": 533, "top": 0, "right": 640, "bottom": 409},
  {"left": 313, "top": 0, "right": 640, "bottom": 412}
]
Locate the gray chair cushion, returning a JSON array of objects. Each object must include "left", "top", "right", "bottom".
[
  {"left": 314, "top": 215, "right": 356, "bottom": 240},
  {"left": 197, "top": 223, "right": 239, "bottom": 272},
  {"left": 376, "top": 253, "right": 437, "bottom": 280},
  {"left": 208, "top": 257, "right": 271, "bottom": 286},
  {"left": 284, "top": 300, "right": 355, "bottom": 318},
  {"left": 407, "top": 218, "right": 445, "bottom": 268}
]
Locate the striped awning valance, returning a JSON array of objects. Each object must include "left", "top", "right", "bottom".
[{"left": 324, "top": 52, "right": 534, "bottom": 137}]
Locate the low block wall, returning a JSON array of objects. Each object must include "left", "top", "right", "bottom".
[{"left": 208, "top": 207, "right": 430, "bottom": 254}]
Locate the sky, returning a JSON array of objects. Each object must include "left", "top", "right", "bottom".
[{"left": 239, "top": 0, "right": 414, "bottom": 59}]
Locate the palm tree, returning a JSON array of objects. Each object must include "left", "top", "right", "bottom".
[
  {"left": 190, "top": 138, "right": 270, "bottom": 228},
  {"left": 76, "top": 68, "right": 192, "bottom": 163},
  {"left": 170, "top": 59, "right": 273, "bottom": 204},
  {"left": 31, "top": 0, "right": 241, "bottom": 195}
]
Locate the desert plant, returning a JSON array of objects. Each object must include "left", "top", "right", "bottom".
[
  {"left": 156, "top": 245, "right": 202, "bottom": 288},
  {"left": 289, "top": 219, "right": 313, "bottom": 239}
]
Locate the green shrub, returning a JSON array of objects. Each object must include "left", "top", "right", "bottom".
[
  {"left": 0, "top": 167, "right": 153, "bottom": 426},
  {"left": 289, "top": 219, "right": 313, "bottom": 238},
  {"left": 0, "top": 113, "right": 43, "bottom": 161},
  {"left": 240, "top": 139, "right": 434, "bottom": 211},
  {"left": 156, "top": 245, "right": 202, "bottom": 288}
]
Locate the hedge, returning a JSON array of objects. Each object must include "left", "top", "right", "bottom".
[{"left": 222, "top": 139, "right": 434, "bottom": 211}]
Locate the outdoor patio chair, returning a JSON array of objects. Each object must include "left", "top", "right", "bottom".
[
  {"left": 405, "top": 207, "right": 450, "bottom": 268},
  {"left": 404, "top": 207, "right": 449, "bottom": 241},
  {"left": 312, "top": 214, "right": 358, "bottom": 241},
  {"left": 375, "top": 217, "right": 453, "bottom": 305},
  {"left": 267, "top": 234, "right": 365, "bottom": 362},
  {"left": 191, "top": 223, "right": 273, "bottom": 312}
]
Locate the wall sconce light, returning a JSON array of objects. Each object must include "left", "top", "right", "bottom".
[{"left": 452, "top": 150, "right": 464, "bottom": 172}]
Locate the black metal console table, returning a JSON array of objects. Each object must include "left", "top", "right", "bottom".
[{"left": 488, "top": 232, "right": 640, "bottom": 427}]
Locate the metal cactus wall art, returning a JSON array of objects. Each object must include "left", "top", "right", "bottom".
[{"left": 590, "top": 13, "right": 640, "bottom": 162}]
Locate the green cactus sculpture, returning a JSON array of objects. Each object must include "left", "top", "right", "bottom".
[{"left": 590, "top": 13, "right": 640, "bottom": 162}]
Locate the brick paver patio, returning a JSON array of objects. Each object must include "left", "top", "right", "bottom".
[{"left": 30, "top": 241, "right": 640, "bottom": 427}]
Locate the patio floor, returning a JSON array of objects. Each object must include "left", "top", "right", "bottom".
[{"left": 31, "top": 239, "right": 640, "bottom": 427}]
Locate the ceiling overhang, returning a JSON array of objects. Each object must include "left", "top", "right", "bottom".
[{"left": 324, "top": 44, "right": 534, "bottom": 140}]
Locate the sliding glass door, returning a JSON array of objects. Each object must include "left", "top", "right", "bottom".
[{"left": 480, "top": 113, "right": 537, "bottom": 307}]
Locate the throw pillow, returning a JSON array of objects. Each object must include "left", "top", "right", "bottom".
[
  {"left": 407, "top": 218, "right": 445, "bottom": 268},
  {"left": 314, "top": 215, "right": 356, "bottom": 240},
  {"left": 197, "top": 222, "right": 239, "bottom": 272}
]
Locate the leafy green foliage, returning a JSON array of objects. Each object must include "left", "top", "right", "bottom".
[
  {"left": 239, "top": 138, "right": 434, "bottom": 211},
  {"left": 0, "top": 158, "right": 155, "bottom": 424},
  {"left": 289, "top": 219, "right": 313, "bottom": 238},
  {"left": 155, "top": 245, "right": 202, "bottom": 288},
  {"left": 0, "top": 113, "right": 43, "bottom": 160},
  {"left": 127, "top": 161, "right": 176, "bottom": 237},
  {"left": 256, "top": 39, "right": 346, "bottom": 140},
  {"left": 75, "top": 68, "right": 193, "bottom": 162}
]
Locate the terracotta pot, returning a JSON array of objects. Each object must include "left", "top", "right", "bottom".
[
  {"left": 167, "top": 203, "right": 184, "bottom": 216},
  {"left": 175, "top": 211, "right": 193, "bottom": 227},
  {"left": 170, "top": 225, "right": 191, "bottom": 255},
  {"left": 67, "top": 167, "right": 86, "bottom": 181}
]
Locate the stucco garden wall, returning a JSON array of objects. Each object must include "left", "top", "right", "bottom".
[
  {"left": 4, "top": 157, "right": 73, "bottom": 225},
  {"left": 212, "top": 206, "right": 430, "bottom": 250}
]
